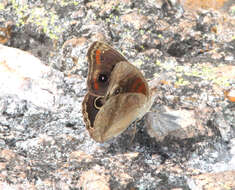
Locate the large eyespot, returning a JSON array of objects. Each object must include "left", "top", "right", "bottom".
[
  {"left": 98, "top": 74, "right": 108, "bottom": 83},
  {"left": 94, "top": 97, "right": 104, "bottom": 110}
]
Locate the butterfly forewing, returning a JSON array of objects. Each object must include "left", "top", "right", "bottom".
[
  {"left": 82, "top": 93, "right": 100, "bottom": 130},
  {"left": 87, "top": 41, "right": 127, "bottom": 96}
]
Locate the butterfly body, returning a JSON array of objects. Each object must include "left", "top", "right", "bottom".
[{"left": 82, "top": 41, "right": 152, "bottom": 142}]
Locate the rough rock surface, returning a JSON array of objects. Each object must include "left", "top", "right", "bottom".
[{"left": 0, "top": 0, "right": 235, "bottom": 189}]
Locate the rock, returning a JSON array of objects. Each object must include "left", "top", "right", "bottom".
[
  {"left": 79, "top": 170, "right": 110, "bottom": 190},
  {"left": 0, "top": 44, "right": 63, "bottom": 110},
  {"left": 146, "top": 104, "right": 216, "bottom": 141},
  {"left": 0, "top": 0, "right": 234, "bottom": 189},
  {"left": 190, "top": 170, "right": 235, "bottom": 190}
]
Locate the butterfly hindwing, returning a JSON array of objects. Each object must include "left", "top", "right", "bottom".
[
  {"left": 92, "top": 93, "right": 148, "bottom": 142},
  {"left": 105, "top": 61, "right": 149, "bottom": 98}
]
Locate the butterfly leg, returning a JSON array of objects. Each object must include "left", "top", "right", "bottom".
[{"left": 129, "top": 120, "right": 138, "bottom": 144}]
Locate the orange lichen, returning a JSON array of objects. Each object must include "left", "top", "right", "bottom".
[
  {"left": 0, "top": 25, "right": 12, "bottom": 44},
  {"left": 224, "top": 89, "right": 235, "bottom": 102}
]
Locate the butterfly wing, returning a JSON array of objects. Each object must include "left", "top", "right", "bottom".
[
  {"left": 85, "top": 42, "right": 152, "bottom": 142},
  {"left": 91, "top": 62, "right": 151, "bottom": 142},
  {"left": 82, "top": 93, "right": 101, "bottom": 132},
  {"left": 106, "top": 61, "right": 150, "bottom": 98},
  {"left": 87, "top": 41, "right": 127, "bottom": 96},
  {"left": 92, "top": 93, "right": 148, "bottom": 142}
]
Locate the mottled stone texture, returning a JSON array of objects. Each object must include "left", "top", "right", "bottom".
[{"left": 0, "top": 0, "right": 234, "bottom": 189}]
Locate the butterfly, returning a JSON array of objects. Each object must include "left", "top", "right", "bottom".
[{"left": 82, "top": 41, "right": 154, "bottom": 142}]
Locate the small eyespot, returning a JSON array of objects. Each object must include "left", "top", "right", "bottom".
[
  {"left": 98, "top": 74, "right": 108, "bottom": 83},
  {"left": 114, "top": 88, "right": 121, "bottom": 95}
]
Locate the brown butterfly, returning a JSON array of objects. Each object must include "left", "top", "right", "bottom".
[{"left": 82, "top": 41, "right": 155, "bottom": 142}]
